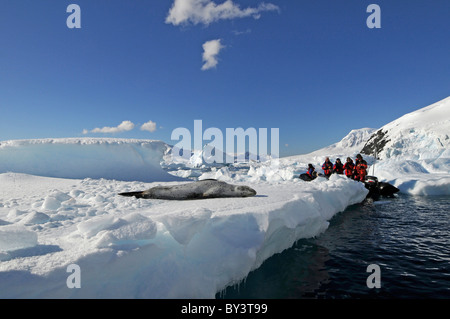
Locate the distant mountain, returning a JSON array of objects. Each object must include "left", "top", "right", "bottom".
[
  {"left": 361, "top": 96, "right": 450, "bottom": 161},
  {"left": 283, "top": 127, "right": 377, "bottom": 165},
  {"left": 308, "top": 128, "right": 377, "bottom": 157}
]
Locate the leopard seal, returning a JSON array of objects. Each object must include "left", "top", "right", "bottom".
[{"left": 118, "top": 179, "right": 257, "bottom": 200}]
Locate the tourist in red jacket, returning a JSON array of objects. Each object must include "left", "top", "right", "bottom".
[
  {"left": 343, "top": 157, "right": 355, "bottom": 178},
  {"left": 322, "top": 157, "right": 334, "bottom": 177},
  {"left": 354, "top": 154, "right": 368, "bottom": 182}
]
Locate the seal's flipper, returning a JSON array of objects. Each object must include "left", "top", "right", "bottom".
[
  {"left": 202, "top": 186, "right": 222, "bottom": 198},
  {"left": 118, "top": 191, "right": 145, "bottom": 198}
]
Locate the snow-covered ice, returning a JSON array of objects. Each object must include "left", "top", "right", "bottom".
[
  {"left": 0, "top": 97, "right": 448, "bottom": 298},
  {"left": 0, "top": 138, "right": 368, "bottom": 298},
  {"left": 0, "top": 170, "right": 367, "bottom": 298}
]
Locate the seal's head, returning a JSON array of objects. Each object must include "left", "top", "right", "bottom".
[{"left": 235, "top": 185, "right": 257, "bottom": 197}]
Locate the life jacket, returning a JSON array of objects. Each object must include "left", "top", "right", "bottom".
[
  {"left": 343, "top": 162, "right": 355, "bottom": 177},
  {"left": 355, "top": 159, "right": 368, "bottom": 173},
  {"left": 322, "top": 161, "right": 333, "bottom": 176},
  {"left": 354, "top": 159, "right": 368, "bottom": 181},
  {"left": 306, "top": 168, "right": 315, "bottom": 178}
]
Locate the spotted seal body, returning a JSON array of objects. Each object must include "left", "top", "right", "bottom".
[{"left": 119, "top": 179, "right": 257, "bottom": 200}]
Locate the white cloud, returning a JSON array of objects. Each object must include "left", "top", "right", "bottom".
[
  {"left": 84, "top": 121, "right": 135, "bottom": 134},
  {"left": 201, "top": 39, "right": 225, "bottom": 70},
  {"left": 166, "top": 0, "right": 279, "bottom": 26},
  {"left": 140, "top": 120, "right": 157, "bottom": 133}
]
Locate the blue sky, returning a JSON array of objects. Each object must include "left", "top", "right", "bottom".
[{"left": 1, "top": 0, "right": 449, "bottom": 157}]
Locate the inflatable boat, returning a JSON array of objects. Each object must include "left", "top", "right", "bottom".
[
  {"left": 364, "top": 175, "right": 399, "bottom": 200},
  {"left": 299, "top": 173, "right": 399, "bottom": 201}
]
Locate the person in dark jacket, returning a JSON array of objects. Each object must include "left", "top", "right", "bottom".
[
  {"left": 343, "top": 157, "right": 355, "bottom": 178},
  {"left": 306, "top": 163, "right": 317, "bottom": 180},
  {"left": 333, "top": 158, "right": 344, "bottom": 174},
  {"left": 299, "top": 163, "right": 317, "bottom": 181},
  {"left": 354, "top": 154, "right": 368, "bottom": 182},
  {"left": 322, "top": 157, "right": 334, "bottom": 177}
]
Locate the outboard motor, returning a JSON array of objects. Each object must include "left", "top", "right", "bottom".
[
  {"left": 364, "top": 176, "right": 380, "bottom": 200},
  {"left": 364, "top": 175, "right": 400, "bottom": 199},
  {"left": 365, "top": 175, "right": 378, "bottom": 184}
]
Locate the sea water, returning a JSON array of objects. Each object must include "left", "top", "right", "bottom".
[{"left": 218, "top": 194, "right": 450, "bottom": 298}]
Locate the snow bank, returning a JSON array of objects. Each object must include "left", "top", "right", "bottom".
[
  {"left": 0, "top": 138, "right": 182, "bottom": 182},
  {"left": 0, "top": 172, "right": 367, "bottom": 298},
  {"left": 372, "top": 159, "right": 450, "bottom": 196}
]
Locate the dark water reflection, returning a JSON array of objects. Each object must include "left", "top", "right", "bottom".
[{"left": 218, "top": 194, "right": 450, "bottom": 299}]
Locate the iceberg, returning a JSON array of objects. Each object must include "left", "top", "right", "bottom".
[
  {"left": 0, "top": 138, "right": 182, "bottom": 182},
  {"left": 0, "top": 138, "right": 368, "bottom": 298}
]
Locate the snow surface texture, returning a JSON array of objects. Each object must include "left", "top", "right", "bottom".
[
  {"left": 0, "top": 137, "right": 369, "bottom": 298},
  {"left": 0, "top": 172, "right": 367, "bottom": 298}
]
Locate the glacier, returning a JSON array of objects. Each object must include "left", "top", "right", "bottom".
[{"left": 360, "top": 96, "right": 450, "bottom": 195}]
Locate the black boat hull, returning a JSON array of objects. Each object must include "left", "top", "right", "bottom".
[
  {"left": 364, "top": 176, "right": 399, "bottom": 200},
  {"left": 299, "top": 174, "right": 399, "bottom": 201},
  {"left": 299, "top": 173, "right": 315, "bottom": 182}
]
